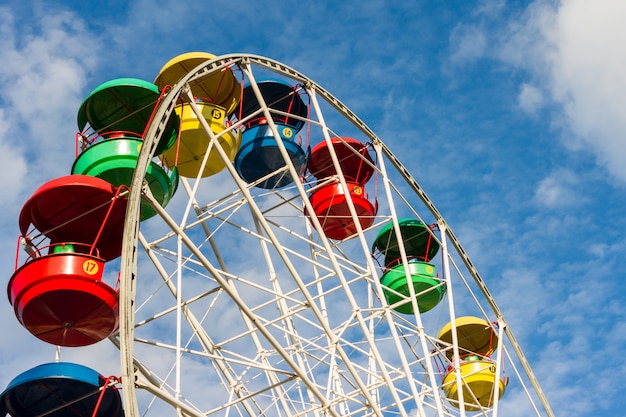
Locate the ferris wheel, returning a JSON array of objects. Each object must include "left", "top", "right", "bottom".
[{"left": 2, "top": 53, "right": 555, "bottom": 417}]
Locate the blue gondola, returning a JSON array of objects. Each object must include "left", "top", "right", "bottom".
[
  {"left": 235, "top": 123, "right": 307, "bottom": 188},
  {"left": 234, "top": 79, "right": 308, "bottom": 188},
  {"left": 0, "top": 362, "right": 123, "bottom": 417}
]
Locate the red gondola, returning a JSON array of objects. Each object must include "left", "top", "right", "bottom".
[
  {"left": 18, "top": 175, "right": 127, "bottom": 262},
  {"left": 309, "top": 179, "right": 376, "bottom": 240},
  {"left": 8, "top": 244, "right": 119, "bottom": 347},
  {"left": 8, "top": 175, "right": 125, "bottom": 346},
  {"left": 307, "top": 137, "right": 377, "bottom": 240}
]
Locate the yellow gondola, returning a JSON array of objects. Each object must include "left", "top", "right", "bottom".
[
  {"left": 160, "top": 102, "right": 241, "bottom": 178},
  {"left": 441, "top": 358, "right": 508, "bottom": 411},
  {"left": 154, "top": 51, "right": 240, "bottom": 114},
  {"left": 437, "top": 316, "right": 497, "bottom": 360},
  {"left": 155, "top": 53, "right": 242, "bottom": 178}
]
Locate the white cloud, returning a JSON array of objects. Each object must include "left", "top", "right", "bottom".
[
  {"left": 503, "top": 0, "right": 626, "bottom": 184},
  {"left": 534, "top": 168, "right": 583, "bottom": 209},
  {"left": 518, "top": 82, "right": 544, "bottom": 115},
  {"left": 0, "top": 7, "right": 100, "bottom": 187},
  {"left": 475, "top": 0, "right": 506, "bottom": 17},
  {"left": 449, "top": 23, "right": 487, "bottom": 65},
  {"left": 0, "top": 109, "right": 27, "bottom": 208}
]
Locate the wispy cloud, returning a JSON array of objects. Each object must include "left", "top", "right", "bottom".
[
  {"left": 518, "top": 82, "right": 544, "bottom": 115},
  {"left": 0, "top": 7, "right": 101, "bottom": 192},
  {"left": 449, "top": 23, "right": 487, "bottom": 65},
  {"left": 502, "top": 0, "right": 626, "bottom": 184},
  {"left": 534, "top": 168, "right": 584, "bottom": 209}
]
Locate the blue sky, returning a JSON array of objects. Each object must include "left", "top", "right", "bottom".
[{"left": 0, "top": 0, "right": 625, "bottom": 416}]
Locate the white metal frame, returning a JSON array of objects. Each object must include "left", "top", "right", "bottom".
[{"left": 115, "top": 54, "right": 554, "bottom": 417}]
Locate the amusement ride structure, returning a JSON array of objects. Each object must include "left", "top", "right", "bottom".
[{"left": 1, "top": 53, "right": 554, "bottom": 417}]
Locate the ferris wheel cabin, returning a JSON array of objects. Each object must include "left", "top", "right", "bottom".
[
  {"left": 307, "top": 137, "right": 375, "bottom": 183},
  {"left": 0, "top": 362, "right": 123, "bottom": 417},
  {"left": 372, "top": 219, "right": 446, "bottom": 313},
  {"left": 77, "top": 78, "right": 178, "bottom": 156},
  {"left": 17, "top": 175, "right": 127, "bottom": 262},
  {"left": 154, "top": 52, "right": 242, "bottom": 178},
  {"left": 8, "top": 175, "right": 126, "bottom": 346},
  {"left": 160, "top": 102, "right": 241, "bottom": 178},
  {"left": 234, "top": 79, "right": 308, "bottom": 188},
  {"left": 74, "top": 78, "right": 180, "bottom": 220},
  {"left": 154, "top": 51, "right": 241, "bottom": 115},
  {"left": 437, "top": 316, "right": 498, "bottom": 360},
  {"left": 441, "top": 358, "right": 508, "bottom": 411},
  {"left": 8, "top": 248, "right": 118, "bottom": 347},
  {"left": 378, "top": 260, "right": 445, "bottom": 314},
  {"left": 307, "top": 137, "right": 377, "bottom": 240},
  {"left": 437, "top": 316, "right": 508, "bottom": 410}
]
